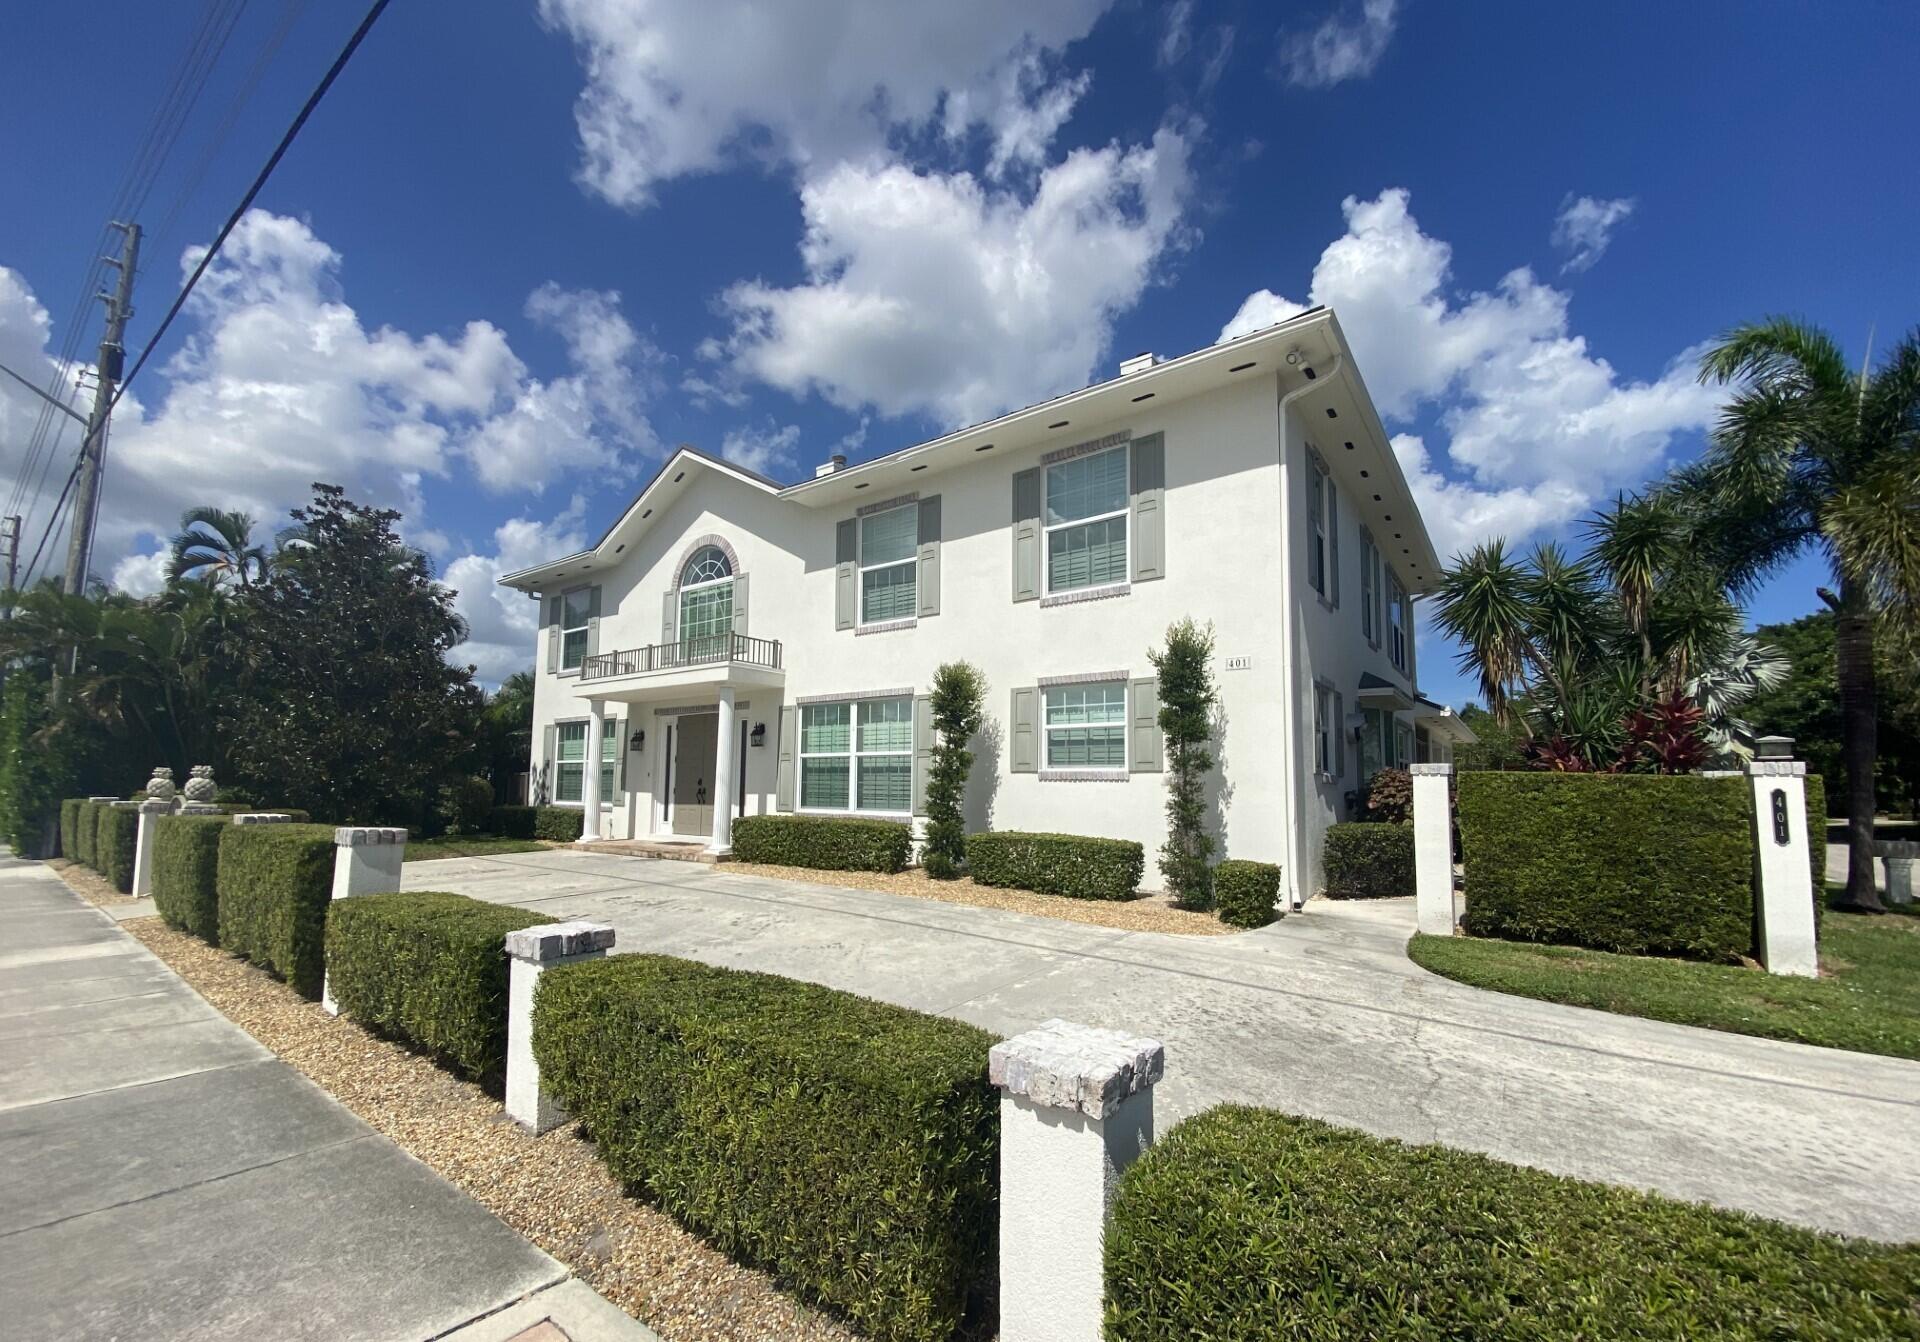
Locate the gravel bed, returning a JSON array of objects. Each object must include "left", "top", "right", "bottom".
[
  {"left": 119, "top": 914, "right": 863, "bottom": 1342},
  {"left": 47, "top": 858, "right": 139, "bottom": 907},
  {"left": 725, "top": 862, "right": 1231, "bottom": 936}
]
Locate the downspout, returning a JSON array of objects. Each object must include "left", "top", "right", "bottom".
[{"left": 1275, "top": 355, "right": 1340, "bottom": 910}]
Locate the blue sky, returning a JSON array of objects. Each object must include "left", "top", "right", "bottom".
[{"left": 1, "top": 1, "right": 1915, "bottom": 694}]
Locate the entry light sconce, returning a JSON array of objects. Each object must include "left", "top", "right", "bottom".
[
  {"left": 749, "top": 722, "right": 767, "bottom": 748},
  {"left": 630, "top": 729, "right": 646, "bottom": 752}
]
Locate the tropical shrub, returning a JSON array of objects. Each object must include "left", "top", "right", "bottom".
[
  {"left": 731, "top": 814, "right": 911, "bottom": 872},
  {"left": 0, "top": 675, "right": 67, "bottom": 857},
  {"left": 1322, "top": 823, "right": 1414, "bottom": 899},
  {"left": 1213, "top": 860, "right": 1281, "bottom": 929},
  {"left": 1363, "top": 767, "right": 1412, "bottom": 822},
  {"left": 152, "top": 814, "right": 228, "bottom": 941},
  {"left": 437, "top": 775, "right": 494, "bottom": 835},
  {"left": 216, "top": 823, "right": 338, "bottom": 998},
  {"left": 965, "top": 830, "right": 1144, "bottom": 901}
]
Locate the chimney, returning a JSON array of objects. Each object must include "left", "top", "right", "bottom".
[
  {"left": 1119, "top": 351, "right": 1157, "bottom": 376},
  {"left": 814, "top": 453, "right": 847, "bottom": 479}
]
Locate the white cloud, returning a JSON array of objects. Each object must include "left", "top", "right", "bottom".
[
  {"left": 443, "top": 499, "right": 589, "bottom": 684},
  {"left": 1552, "top": 194, "right": 1636, "bottom": 273},
  {"left": 718, "top": 420, "right": 802, "bottom": 477},
  {"left": 1221, "top": 188, "right": 1723, "bottom": 560},
  {"left": 109, "top": 548, "right": 171, "bottom": 599},
  {"left": 1277, "top": 0, "right": 1399, "bottom": 89}
]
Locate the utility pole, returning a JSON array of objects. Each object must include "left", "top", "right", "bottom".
[
  {"left": 62, "top": 222, "right": 141, "bottom": 597},
  {"left": 0, "top": 514, "right": 19, "bottom": 599}
]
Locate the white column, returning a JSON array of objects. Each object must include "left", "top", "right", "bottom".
[
  {"left": 131, "top": 799, "right": 170, "bottom": 898},
  {"left": 990, "top": 1019, "right": 1164, "bottom": 1342},
  {"left": 505, "top": 920, "right": 615, "bottom": 1132},
  {"left": 1881, "top": 843, "right": 1916, "bottom": 906},
  {"left": 708, "top": 684, "right": 736, "bottom": 855},
  {"left": 323, "top": 826, "right": 408, "bottom": 1015},
  {"left": 1411, "top": 762, "right": 1456, "bottom": 935},
  {"left": 1749, "top": 759, "right": 1818, "bottom": 977},
  {"left": 579, "top": 699, "right": 606, "bottom": 843}
]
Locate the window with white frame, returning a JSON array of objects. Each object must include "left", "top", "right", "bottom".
[
  {"left": 554, "top": 720, "right": 617, "bottom": 803},
  {"left": 560, "top": 588, "right": 592, "bottom": 671},
  {"left": 859, "top": 504, "right": 917, "bottom": 623},
  {"left": 1387, "top": 569, "right": 1408, "bottom": 672},
  {"left": 799, "top": 697, "right": 912, "bottom": 813},
  {"left": 1044, "top": 446, "right": 1128, "bottom": 593},
  {"left": 1044, "top": 682, "right": 1126, "bottom": 769},
  {"left": 1313, "top": 683, "right": 1333, "bottom": 776},
  {"left": 1396, "top": 722, "right": 1416, "bottom": 768},
  {"left": 678, "top": 546, "right": 733, "bottom": 657},
  {"left": 1307, "top": 457, "right": 1329, "bottom": 598},
  {"left": 1361, "top": 533, "right": 1381, "bottom": 644}
]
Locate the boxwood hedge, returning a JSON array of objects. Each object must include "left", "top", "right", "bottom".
[
  {"left": 59, "top": 798, "right": 85, "bottom": 859},
  {"left": 96, "top": 804, "right": 139, "bottom": 892},
  {"left": 216, "top": 823, "right": 338, "bottom": 998},
  {"left": 326, "top": 891, "right": 547, "bottom": 1086},
  {"left": 151, "top": 814, "right": 229, "bottom": 941},
  {"left": 1459, "top": 773, "right": 1752, "bottom": 961},
  {"left": 1213, "top": 859, "right": 1282, "bottom": 928},
  {"left": 73, "top": 799, "right": 104, "bottom": 868},
  {"left": 1106, "top": 1106, "right": 1920, "bottom": 1340},
  {"left": 964, "top": 830, "right": 1144, "bottom": 900},
  {"left": 533, "top": 954, "right": 998, "bottom": 1342},
  {"left": 1321, "top": 823, "right": 1413, "bottom": 899},
  {"left": 730, "top": 814, "right": 912, "bottom": 872},
  {"left": 489, "top": 804, "right": 581, "bottom": 842}
]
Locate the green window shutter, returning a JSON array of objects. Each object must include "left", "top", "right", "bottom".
[
  {"left": 1130, "top": 432, "right": 1165, "bottom": 582},
  {"left": 1327, "top": 479, "right": 1341, "bottom": 608},
  {"left": 545, "top": 596, "right": 561, "bottom": 673},
  {"left": 1334, "top": 692, "right": 1347, "bottom": 780},
  {"left": 911, "top": 694, "right": 935, "bottom": 814},
  {"left": 1012, "top": 468, "right": 1041, "bottom": 602},
  {"left": 731, "top": 573, "right": 749, "bottom": 639},
  {"left": 541, "top": 724, "right": 557, "bottom": 800},
  {"left": 775, "top": 705, "right": 797, "bottom": 810},
  {"left": 1010, "top": 686, "right": 1038, "bottom": 772},
  {"left": 586, "top": 585, "right": 603, "bottom": 658},
  {"left": 1404, "top": 596, "right": 1417, "bottom": 688},
  {"left": 835, "top": 519, "right": 858, "bottom": 630},
  {"left": 1130, "top": 676, "right": 1163, "bottom": 773},
  {"left": 916, "top": 496, "right": 942, "bottom": 617}
]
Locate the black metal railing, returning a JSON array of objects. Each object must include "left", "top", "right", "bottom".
[{"left": 581, "top": 633, "right": 782, "bottom": 681}]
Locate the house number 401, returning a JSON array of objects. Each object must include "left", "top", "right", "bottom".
[{"left": 1224, "top": 655, "right": 1254, "bottom": 671}]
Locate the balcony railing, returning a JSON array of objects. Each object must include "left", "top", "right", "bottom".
[{"left": 581, "top": 633, "right": 782, "bottom": 681}]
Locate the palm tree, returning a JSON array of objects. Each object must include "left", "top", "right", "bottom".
[
  {"left": 167, "top": 507, "right": 269, "bottom": 587},
  {"left": 1686, "top": 320, "right": 1920, "bottom": 913}
]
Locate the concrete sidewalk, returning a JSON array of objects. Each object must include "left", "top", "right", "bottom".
[
  {"left": 404, "top": 847, "right": 1920, "bottom": 1243},
  {"left": 0, "top": 852, "right": 651, "bottom": 1342}
]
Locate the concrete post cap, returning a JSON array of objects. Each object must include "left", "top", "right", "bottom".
[
  {"left": 111, "top": 800, "right": 142, "bottom": 810},
  {"left": 179, "top": 802, "right": 223, "bottom": 815},
  {"left": 1409, "top": 763, "right": 1454, "bottom": 776},
  {"left": 334, "top": 826, "right": 408, "bottom": 846},
  {"left": 137, "top": 799, "right": 173, "bottom": 814},
  {"left": 1746, "top": 760, "right": 1807, "bottom": 778},
  {"left": 232, "top": 813, "right": 293, "bottom": 825},
  {"left": 87, "top": 795, "right": 121, "bottom": 803},
  {"left": 989, "top": 1018, "right": 1165, "bottom": 1119},
  {"left": 1873, "top": 841, "right": 1920, "bottom": 859},
  {"left": 505, "top": 921, "right": 616, "bottom": 963}
]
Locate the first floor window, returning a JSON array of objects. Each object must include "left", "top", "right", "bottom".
[
  {"left": 1045, "top": 682, "right": 1126, "bottom": 768},
  {"left": 1314, "top": 684, "right": 1333, "bottom": 776},
  {"left": 1045, "top": 446, "right": 1128, "bottom": 593},
  {"left": 800, "top": 697, "right": 912, "bottom": 812},
  {"left": 1396, "top": 723, "right": 1416, "bottom": 769},
  {"left": 860, "top": 504, "right": 918, "bottom": 622},
  {"left": 555, "top": 721, "right": 618, "bottom": 803}
]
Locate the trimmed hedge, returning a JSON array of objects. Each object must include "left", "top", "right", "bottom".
[
  {"left": 216, "top": 823, "right": 338, "bottom": 998},
  {"left": 1459, "top": 773, "right": 1751, "bottom": 961},
  {"left": 1322, "top": 822, "right": 1414, "bottom": 899},
  {"left": 73, "top": 799, "right": 103, "bottom": 868},
  {"left": 1806, "top": 773, "right": 1827, "bottom": 929},
  {"left": 97, "top": 804, "right": 139, "bottom": 892},
  {"left": 152, "top": 815, "right": 229, "bottom": 941},
  {"left": 731, "top": 814, "right": 912, "bottom": 872},
  {"left": 327, "top": 891, "right": 547, "bottom": 1085},
  {"left": 490, "top": 804, "right": 581, "bottom": 842},
  {"left": 1214, "top": 859, "right": 1281, "bottom": 928},
  {"left": 1106, "top": 1106, "right": 1920, "bottom": 1340},
  {"left": 534, "top": 955, "right": 998, "bottom": 1342},
  {"left": 59, "top": 798, "right": 85, "bottom": 860},
  {"left": 965, "top": 830, "right": 1144, "bottom": 900}
]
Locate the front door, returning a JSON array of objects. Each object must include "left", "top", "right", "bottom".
[{"left": 671, "top": 713, "right": 718, "bottom": 837}]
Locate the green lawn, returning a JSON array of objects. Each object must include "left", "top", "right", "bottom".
[
  {"left": 1408, "top": 894, "right": 1920, "bottom": 1061},
  {"left": 403, "top": 835, "right": 550, "bottom": 862}
]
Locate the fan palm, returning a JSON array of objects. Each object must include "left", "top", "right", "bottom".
[
  {"left": 1685, "top": 320, "right": 1920, "bottom": 912},
  {"left": 167, "top": 507, "right": 269, "bottom": 587}
]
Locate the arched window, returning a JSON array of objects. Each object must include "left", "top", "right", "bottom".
[
  {"left": 681, "top": 546, "right": 731, "bottom": 588},
  {"left": 678, "top": 545, "right": 734, "bottom": 656}
]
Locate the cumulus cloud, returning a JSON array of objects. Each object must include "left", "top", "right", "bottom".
[
  {"left": 719, "top": 420, "right": 802, "bottom": 477},
  {"left": 1221, "top": 188, "right": 1723, "bottom": 560},
  {"left": 1552, "top": 193, "right": 1636, "bottom": 273},
  {"left": 443, "top": 498, "right": 589, "bottom": 684},
  {"left": 1277, "top": 0, "right": 1399, "bottom": 88}
]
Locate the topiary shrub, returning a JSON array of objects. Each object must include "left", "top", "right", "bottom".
[
  {"left": 1105, "top": 1105, "right": 1920, "bottom": 1340},
  {"left": 1213, "top": 859, "right": 1281, "bottom": 928},
  {"left": 533, "top": 805, "right": 582, "bottom": 842},
  {"left": 216, "top": 823, "right": 338, "bottom": 998},
  {"left": 923, "top": 661, "right": 987, "bottom": 880},
  {"left": 437, "top": 775, "right": 495, "bottom": 836},
  {"left": 732, "top": 814, "right": 912, "bottom": 872},
  {"left": 1458, "top": 773, "right": 1752, "bottom": 961},
  {"left": 1151, "top": 618, "right": 1218, "bottom": 909},
  {"left": 965, "top": 830, "right": 1144, "bottom": 901},
  {"left": 534, "top": 954, "right": 998, "bottom": 1342},
  {"left": 97, "top": 804, "right": 139, "bottom": 892},
  {"left": 1322, "top": 823, "right": 1414, "bottom": 899},
  {"left": 152, "top": 814, "right": 228, "bottom": 942},
  {"left": 326, "top": 891, "right": 546, "bottom": 1087},
  {"left": 60, "top": 798, "right": 86, "bottom": 860},
  {"left": 488, "top": 805, "right": 536, "bottom": 839}
]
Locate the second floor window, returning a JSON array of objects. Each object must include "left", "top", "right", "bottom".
[
  {"left": 1045, "top": 682, "right": 1126, "bottom": 768},
  {"left": 679, "top": 546, "right": 733, "bottom": 656},
  {"left": 1387, "top": 570, "right": 1408, "bottom": 673},
  {"left": 860, "top": 504, "right": 917, "bottom": 623},
  {"left": 1045, "top": 446, "right": 1128, "bottom": 593},
  {"left": 560, "top": 589, "right": 593, "bottom": 670},
  {"left": 1361, "top": 534, "right": 1380, "bottom": 644}
]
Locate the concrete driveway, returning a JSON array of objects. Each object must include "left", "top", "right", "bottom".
[{"left": 403, "top": 848, "right": 1920, "bottom": 1243}]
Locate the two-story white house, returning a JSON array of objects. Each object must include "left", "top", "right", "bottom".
[{"left": 498, "top": 307, "right": 1471, "bottom": 908}]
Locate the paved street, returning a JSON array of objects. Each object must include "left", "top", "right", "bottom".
[{"left": 405, "top": 847, "right": 1920, "bottom": 1242}]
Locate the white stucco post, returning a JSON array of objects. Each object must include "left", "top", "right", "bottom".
[
  {"left": 1879, "top": 844, "right": 1917, "bottom": 906},
  {"left": 131, "top": 799, "right": 170, "bottom": 898},
  {"left": 990, "top": 1018, "right": 1164, "bottom": 1342},
  {"left": 1411, "top": 762, "right": 1456, "bottom": 935},
  {"left": 708, "top": 683, "right": 736, "bottom": 855},
  {"left": 322, "top": 826, "right": 408, "bottom": 1015},
  {"left": 579, "top": 699, "right": 606, "bottom": 843},
  {"left": 1748, "top": 758, "right": 1818, "bottom": 978},
  {"left": 505, "top": 920, "right": 615, "bottom": 1132}
]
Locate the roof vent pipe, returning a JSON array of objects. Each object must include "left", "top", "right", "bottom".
[
  {"left": 1119, "top": 351, "right": 1157, "bottom": 376},
  {"left": 815, "top": 453, "right": 847, "bottom": 478}
]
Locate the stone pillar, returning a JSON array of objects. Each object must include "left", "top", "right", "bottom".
[
  {"left": 579, "top": 699, "right": 606, "bottom": 843},
  {"left": 1748, "top": 759, "right": 1818, "bottom": 978},
  {"left": 131, "top": 799, "right": 171, "bottom": 899},
  {"left": 989, "top": 1018, "right": 1164, "bottom": 1342},
  {"left": 1879, "top": 843, "right": 1917, "bottom": 906},
  {"left": 1411, "top": 762, "right": 1456, "bottom": 936},
  {"left": 323, "top": 827, "right": 408, "bottom": 1015},
  {"left": 505, "top": 921, "right": 615, "bottom": 1132},
  {"left": 708, "top": 684, "right": 737, "bottom": 856}
]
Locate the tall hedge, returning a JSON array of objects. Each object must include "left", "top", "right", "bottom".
[
  {"left": 60, "top": 799, "right": 86, "bottom": 860},
  {"left": 731, "top": 814, "right": 911, "bottom": 872},
  {"left": 965, "top": 830, "right": 1144, "bottom": 900},
  {"left": 96, "top": 804, "right": 139, "bottom": 892},
  {"left": 1105, "top": 1106, "right": 1920, "bottom": 1340},
  {"left": 534, "top": 954, "right": 999, "bottom": 1342},
  {"left": 1321, "top": 823, "right": 1414, "bottom": 899},
  {"left": 1459, "top": 774, "right": 1752, "bottom": 961},
  {"left": 73, "top": 800, "right": 102, "bottom": 868},
  {"left": 152, "top": 815, "right": 229, "bottom": 941},
  {"left": 216, "top": 823, "right": 338, "bottom": 998},
  {"left": 1805, "top": 772, "right": 1828, "bottom": 924},
  {"left": 327, "top": 891, "right": 546, "bottom": 1085}
]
